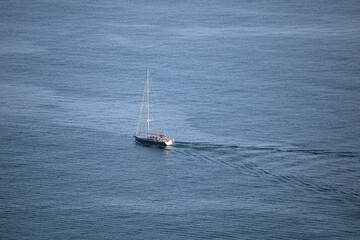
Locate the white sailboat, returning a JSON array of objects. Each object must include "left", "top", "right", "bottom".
[{"left": 134, "top": 69, "right": 174, "bottom": 146}]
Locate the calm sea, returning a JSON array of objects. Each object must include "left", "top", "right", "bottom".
[{"left": 1, "top": 0, "right": 360, "bottom": 239}]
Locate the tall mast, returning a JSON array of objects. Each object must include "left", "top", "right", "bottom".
[{"left": 147, "top": 69, "right": 150, "bottom": 137}]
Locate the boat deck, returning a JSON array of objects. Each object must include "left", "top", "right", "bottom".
[{"left": 135, "top": 136, "right": 172, "bottom": 146}]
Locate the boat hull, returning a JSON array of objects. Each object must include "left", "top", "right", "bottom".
[{"left": 135, "top": 136, "right": 172, "bottom": 147}]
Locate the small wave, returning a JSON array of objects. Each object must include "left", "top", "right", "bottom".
[
  {"left": 174, "top": 141, "right": 359, "bottom": 158},
  {"left": 173, "top": 141, "right": 360, "bottom": 202}
]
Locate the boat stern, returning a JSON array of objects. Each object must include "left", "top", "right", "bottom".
[{"left": 165, "top": 139, "right": 174, "bottom": 146}]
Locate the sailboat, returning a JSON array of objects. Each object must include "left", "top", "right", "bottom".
[{"left": 134, "top": 69, "right": 174, "bottom": 146}]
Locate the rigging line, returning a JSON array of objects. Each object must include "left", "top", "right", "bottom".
[
  {"left": 149, "top": 74, "right": 167, "bottom": 136},
  {"left": 136, "top": 76, "right": 147, "bottom": 136},
  {"left": 147, "top": 69, "right": 150, "bottom": 137}
]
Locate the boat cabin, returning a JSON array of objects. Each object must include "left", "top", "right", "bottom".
[{"left": 148, "top": 133, "right": 168, "bottom": 142}]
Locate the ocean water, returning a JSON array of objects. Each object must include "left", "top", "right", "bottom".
[{"left": 1, "top": 0, "right": 360, "bottom": 239}]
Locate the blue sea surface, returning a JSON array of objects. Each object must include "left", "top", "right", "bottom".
[{"left": 1, "top": 1, "right": 360, "bottom": 239}]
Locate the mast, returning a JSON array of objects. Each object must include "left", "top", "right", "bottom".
[{"left": 146, "top": 69, "right": 150, "bottom": 137}]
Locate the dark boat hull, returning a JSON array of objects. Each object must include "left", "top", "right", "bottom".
[{"left": 134, "top": 136, "right": 167, "bottom": 147}]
